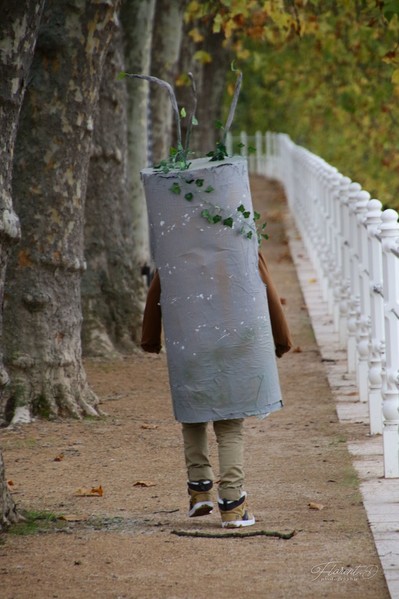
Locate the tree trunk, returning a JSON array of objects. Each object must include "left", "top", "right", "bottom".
[
  {"left": 81, "top": 25, "right": 143, "bottom": 357},
  {"left": 2, "top": 0, "right": 120, "bottom": 425},
  {"left": 0, "top": 0, "right": 45, "bottom": 525},
  {"left": 182, "top": 31, "right": 232, "bottom": 156},
  {"left": 150, "top": 0, "right": 187, "bottom": 164},
  {"left": 121, "top": 0, "right": 155, "bottom": 268}
]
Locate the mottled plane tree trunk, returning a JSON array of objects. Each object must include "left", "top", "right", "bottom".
[
  {"left": 3, "top": 0, "right": 120, "bottom": 424},
  {"left": 150, "top": 0, "right": 187, "bottom": 164},
  {"left": 81, "top": 25, "right": 143, "bottom": 356},
  {"left": 121, "top": 0, "right": 155, "bottom": 271},
  {"left": 0, "top": 0, "right": 45, "bottom": 529}
]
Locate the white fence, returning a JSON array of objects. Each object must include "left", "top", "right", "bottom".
[{"left": 228, "top": 131, "right": 399, "bottom": 478}]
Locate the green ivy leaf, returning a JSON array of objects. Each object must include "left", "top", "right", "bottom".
[
  {"left": 192, "top": 116, "right": 199, "bottom": 126},
  {"left": 185, "top": 192, "right": 194, "bottom": 201},
  {"left": 201, "top": 209, "right": 213, "bottom": 223},
  {"left": 261, "top": 233, "right": 269, "bottom": 240},
  {"left": 248, "top": 146, "right": 257, "bottom": 154},
  {"left": 237, "top": 142, "right": 245, "bottom": 149},
  {"left": 212, "top": 214, "right": 222, "bottom": 223},
  {"left": 195, "top": 179, "right": 204, "bottom": 187},
  {"left": 223, "top": 217, "right": 234, "bottom": 228},
  {"left": 246, "top": 231, "right": 253, "bottom": 239},
  {"left": 253, "top": 211, "right": 260, "bottom": 221},
  {"left": 180, "top": 107, "right": 187, "bottom": 118},
  {"left": 243, "top": 211, "right": 251, "bottom": 219},
  {"left": 237, "top": 204, "right": 245, "bottom": 213},
  {"left": 204, "top": 186, "right": 214, "bottom": 193},
  {"left": 170, "top": 182, "right": 181, "bottom": 194}
]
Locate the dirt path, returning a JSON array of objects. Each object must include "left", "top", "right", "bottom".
[{"left": 0, "top": 176, "right": 389, "bottom": 599}]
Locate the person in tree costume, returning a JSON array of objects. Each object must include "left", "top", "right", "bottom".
[{"left": 126, "top": 70, "right": 292, "bottom": 527}]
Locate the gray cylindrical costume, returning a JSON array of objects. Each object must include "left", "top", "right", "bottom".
[{"left": 141, "top": 156, "right": 282, "bottom": 423}]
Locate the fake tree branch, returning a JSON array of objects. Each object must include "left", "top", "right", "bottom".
[
  {"left": 184, "top": 72, "right": 198, "bottom": 154},
  {"left": 222, "top": 70, "right": 243, "bottom": 145},
  {"left": 121, "top": 72, "right": 182, "bottom": 150}
]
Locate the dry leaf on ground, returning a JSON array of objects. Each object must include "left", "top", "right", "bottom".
[
  {"left": 54, "top": 453, "right": 64, "bottom": 462},
  {"left": 308, "top": 501, "right": 325, "bottom": 511},
  {"left": 140, "top": 424, "right": 159, "bottom": 430},
  {"left": 75, "top": 485, "right": 103, "bottom": 497},
  {"left": 133, "top": 480, "right": 156, "bottom": 488}
]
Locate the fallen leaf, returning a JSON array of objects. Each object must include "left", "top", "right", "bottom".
[
  {"left": 54, "top": 453, "right": 64, "bottom": 462},
  {"left": 7, "top": 480, "right": 14, "bottom": 488},
  {"left": 133, "top": 480, "right": 156, "bottom": 488},
  {"left": 75, "top": 485, "right": 103, "bottom": 497},
  {"left": 59, "top": 514, "right": 88, "bottom": 522},
  {"left": 292, "top": 346, "right": 302, "bottom": 353},
  {"left": 140, "top": 424, "right": 159, "bottom": 430},
  {"left": 308, "top": 501, "right": 324, "bottom": 511}
]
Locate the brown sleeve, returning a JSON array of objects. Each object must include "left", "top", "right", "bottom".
[
  {"left": 141, "top": 270, "right": 162, "bottom": 353},
  {"left": 258, "top": 250, "right": 293, "bottom": 357}
]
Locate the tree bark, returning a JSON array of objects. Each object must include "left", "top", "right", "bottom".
[
  {"left": 150, "top": 0, "right": 187, "bottom": 164},
  {"left": 0, "top": 0, "right": 45, "bottom": 525},
  {"left": 3, "top": 0, "right": 120, "bottom": 425},
  {"left": 121, "top": 0, "right": 155, "bottom": 268},
  {"left": 81, "top": 24, "right": 143, "bottom": 357}
]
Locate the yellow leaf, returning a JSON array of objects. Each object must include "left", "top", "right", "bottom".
[
  {"left": 75, "top": 485, "right": 103, "bottom": 497},
  {"left": 308, "top": 501, "right": 324, "bottom": 510},
  {"left": 188, "top": 27, "right": 204, "bottom": 43},
  {"left": 193, "top": 50, "right": 212, "bottom": 64}
]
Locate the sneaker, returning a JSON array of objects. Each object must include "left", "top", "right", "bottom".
[
  {"left": 218, "top": 492, "right": 255, "bottom": 528},
  {"left": 188, "top": 480, "right": 214, "bottom": 517}
]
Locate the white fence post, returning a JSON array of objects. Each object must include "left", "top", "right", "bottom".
[
  {"left": 380, "top": 209, "right": 399, "bottom": 477},
  {"left": 366, "top": 199, "right": 385, "bottom": 434}
]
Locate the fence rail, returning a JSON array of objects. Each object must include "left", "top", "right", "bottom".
[{"left": 229, "top": 131, "right": 399, "bottom": 478}]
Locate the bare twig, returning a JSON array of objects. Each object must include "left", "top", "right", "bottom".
[
  {"left": 184, "top": 72, "right": 198, "bottom": 153},
  {"left": 124, "top": 73, "right": 182, "bottom": 149},
  {"left": 222, "top": 70, "right": 243, "bottom": 145},
  {"left": 171, "top": 529, "right": 296, "bottom": 540}
]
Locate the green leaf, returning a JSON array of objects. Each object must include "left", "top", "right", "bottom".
[
  {"left": 215, "top": 120, "right": 224, "bottom": 130},
  {"left": 185, "top": 178, "right": 194, "bottom": 184},
  {"left": 180, "top": 107, "right": 187, "bottom": 118},
  {"left": 237, "top": 204, "right": 245, "bottom": 213},
  {"left": 248, "top": 146, "right": 256, "bottom": 154},
  {"left": 169, "top": 146, "right": 178, "bottom": 156},
  {"left": 192, "top": 116, "right": 199, "bottom": 126},
  {"left": 246, "top": 231, "right": 253, "bottom": 239},
  {"left": 195, "top": 179, "right": 204, "bottom": 187},
  {"left": 212, "top": 214, "right": 222, "bottom": 223},
  {"left": 243, "top": 211, "right": 251, "bottom": 219},
  {"left": 261, "top": 233, "right": 269, "bottom": 240},
  {"left": 253, "top": 211, "right": 260, "bottom": 221},
  {"left": 223, "top": 217, "right": 234, "bottom": 228},
  {"left": 204, "top": 186, "right": 214, "bottom": 193},
  {"left": 184, "top": 192, "right": 194, "bottom": 201},
  {"left": 201, "top": 209, "right": 213, "bottom": 223},
  {"left": 237, "top": 142, "right": 245, "bottom": 149},
  {"left": 170, "top": 182, "right": 181, "bottom": 194},
  {"left": 117, "top": 71, "right": 127, "bottom": 80}
]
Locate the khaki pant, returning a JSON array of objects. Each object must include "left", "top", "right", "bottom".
[{"left": 181, "top": 419, "right": 244, "bottom": 501}]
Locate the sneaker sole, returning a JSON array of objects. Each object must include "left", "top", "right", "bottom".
[
  {"left": 189, "top": 501, "right": 214, "bottom": 517},
  {"left": 221, "top": 516, "right": 256, "bottom": 528}
]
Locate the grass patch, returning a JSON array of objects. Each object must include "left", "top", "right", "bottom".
[{"left": 8, "top": 510, "right": 66, "bottom": 536}]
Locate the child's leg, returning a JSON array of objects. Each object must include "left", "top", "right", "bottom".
[
  {"left": 181, "top": 422, "right": 214, "bottom": 517},
  {"left": 213, "top": 418, "right": 255, "bottom": 527},
  {"left": 213, "top": 418, "right": 244, "bottom": 500},
  {"left": 181, "top": 421, "right": 214, "bottom": 482}
]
